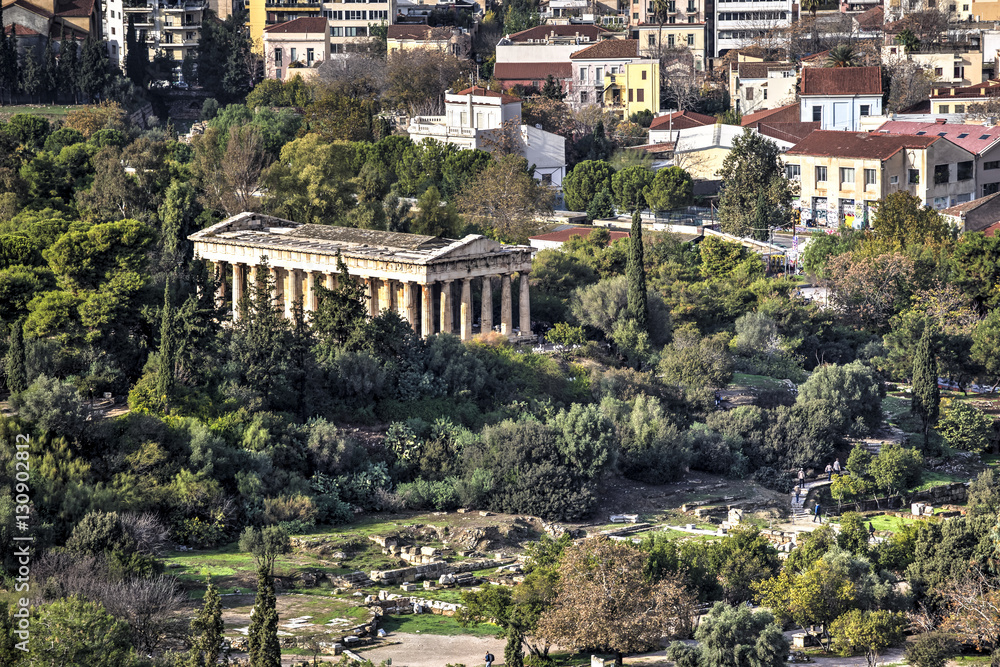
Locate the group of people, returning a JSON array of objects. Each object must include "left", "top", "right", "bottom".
[{"left": 791, "top": 458, "right": 843, "bottom": 524}]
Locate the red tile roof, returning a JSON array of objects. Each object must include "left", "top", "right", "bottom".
[
  {"left": 734, "top": 61, "right": 794, "bottom": 79},
  {"left": 455, "top": 85, "right": 521, "bottom": 104},
  {"left": 507, "top": 24, "right": 610, "bottom": 42},
  {"left": 530, "top": 227, "right": 630, "bottom": 243},
  {"left": 874, "top": 120, "right": 1000, "bottom": 154},
  {"left": 571, "top": 39, "right": 640, "bottom": 60},
  {"left": 55, "top": 0, "right": 95, "bottom": 18},
  {"left": 786, "top": 130, "right": 943, "bottom": 160},
  {"left": 755, "top": 121, "right": 820, "bottom": 144},
  {"left": 4, "top": 22, "right": 41, "bottom": 36},
  {"left": 649, "top": 110, "right": 716, "bottom": 130},
  {"left": 263, "top": 17, "right": 328, "bottom": 33},
  {"left": 800, "top": 49, "right": 831, "bottom": 63},
  {"left": 386, "top": 25, "right": 460, "bottom": 41},
  {"left": 854, "top": 5, "right": 884, "bottom": 29},
  {"left": 630, "top": 143, "right": 676, "bottom": 154},
  {"left": 941, "top": 190, "right": 1000, "bottom": 217},
  {"left": 493, "top": 62, "right": 572, "bottom": 81},
  {"left": 800, "top": 66, "right": 882, "bottom": 96},
  {"left": 740, "top": 103, "right": 799, "bottom": 126}
]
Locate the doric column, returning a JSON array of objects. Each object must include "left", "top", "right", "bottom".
[
  {"left": 215, "top": 261, "right": 227, "bottom": 309},
  {"left": 460, "top": 277, "right": 473, "bottom": 341},
  {"left": 367, "top": 279, "right": 378, "bottom": 318},
  {"left": 481, "top": 276, "right": 493, "bottom": 334},
  {"left": 440, "top": 280, "right": 454, "bottom": 334},
  {"left": 286, "top": 269, "right": 303, "bottom": 319},
  {"left": 519, "top": 270, "right": 531, "bottom": 338},
  {"left": 270, "top": 266, "right": 282, "bottom": 311},
  {"left": 325, "top": 273, "right": 336, "bottom": 290},
  {"left": 379, "top": 278, "right": 393, "bottom": 316},
  {"left": 500, "top": 274, "right": 513, "bottom": 336},
  {"left": 421, "top": 283, "right": 434, "bottom": 338},
  {"left": 232, "top": 263, "right": 245, "bottom": 321},
  {"left": 305, "top": 271, "right": 318, "bottom": 313},
  {"left": 406, "top": 283, "right": 419, "bottom": 332}
]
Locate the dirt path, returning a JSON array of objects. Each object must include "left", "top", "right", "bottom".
[{"left": 354, "top": 632, "right": 505, "bottom": 667}]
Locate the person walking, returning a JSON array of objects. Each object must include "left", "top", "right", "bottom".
[
  {"left": 794, "top": 485, "right": 801, "bottom": 503},
  {"left": 833, "top": 458, "right": 841, "bottom": 475},
  {"left": 813, "top": 503, "right": 822, "bottom": 523},
  {"left": 824, "top": 463, "right": 833, "bottom": 481},
  {"left": 485, "top": 652, "right": 495, "bottom": 667},
  {"left": 868, "top": 522, "right": 876, "bottom": 542},
  {"left": 798, "top": 468, "right": 805, "bottom": 484}
]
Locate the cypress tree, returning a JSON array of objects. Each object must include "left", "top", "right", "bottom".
[
  {"left": 911, "top": 317, "right": 940, "bottom": 438},
  {"left": 79, "top": 33, "right": 110, "bottom": 102},
  {"left": 5, "top": 318, "right": 27, "bottom": 394},
  {"left": 157, "top": 279, "right": 175, "bottom": 413},
  {"left": 752, "top": 188, "right": 770, "bottom": 242},
  {"left": 21, "top": 46, "right": 43, "bottom": 103},
  {"left": 125, "top": 15, "right": 146, "bottom": 87},
  {"left": 58, "top": 37, "right": 80, "bottom": 104},
  {"left": 626, "top": 209, "right": 647, "bottom": 329},
  {"left": 187, "top": 579, "right": 224, "bottom": 667},
  {"left": 42, "top": 37, "right": 57, "bottom": 102},
  {"left": 248, "top": 567, "right": 280, "bottom": 667}
]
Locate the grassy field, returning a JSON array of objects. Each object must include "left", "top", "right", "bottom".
[
  {"left": 863, "top": 513, "right": 924, "bottom": 533},
  {"left": 730, "top": 373, "right": 789, "bottom": 391},
  {"left": 911, "top": 469, "right": 966, "bottom": 492},
  {"left": 379, "top": 612, "right": 500, "bottom": 637},
  {"left": 0, "top": 104, "right": 79, "bottom": 120}
]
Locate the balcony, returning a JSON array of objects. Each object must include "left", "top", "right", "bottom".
[
  {"left": 264, "top": 0, "right": 320, "bottom": 7},
  {"left": 162, "top": 21, "right": 200, "bottom": 27}
]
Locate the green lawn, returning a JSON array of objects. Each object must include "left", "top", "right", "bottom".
[
  {"left": 730, "top": 373, "right": 788, "bottom": 391},
  {"left": 0, "top": 104, "right": 79, "bottom": 120},
  {"left": 910, "top": 469, "right": 965, "bottom": 492},
  {"left": 378, "top": 613, "right": 500, "bottom": 637},
  {"left": 953, "top": 655, "right": 994, "bottom": 665},
  {"left": 862, "top": 514, "right": 924, "bottom": 533},
  {"left": 882, "top": 395, "right": 910, "bottom": 422}
]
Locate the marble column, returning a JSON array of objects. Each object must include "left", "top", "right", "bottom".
[
  {"left": 439, "top": 280, "right": 454, "bottom": 334},
  {"left": 421, "top": 283, "right": 434, "bottom": 338},
  {"left": 285, "top": 269, "right": 302, "bottom": 319},
  {"left": 519, "top": 270, "right": 531, "bottom": 337},
  {"left": 379, "top": 279, "right": 393, "bottom": 316},
  {"left": 270, "top": 266, "right": 282, "bottom": 311},
  {"left": 232, "top": 263, "right": 245, "bottom": 321},
  {"left": 325, "top": 273, "right": 336, "bottom": 290},
  {"left": 460, "top": 277, "right": 473, "bottom": 341},
  {"left": 305, "top": 271, "right": 318, "bottom": 313},
  {"left": 500, "top": 274, "right": 513, "bottom": 336},
  {"left": 481, "top": 276, "right": 493, "bottom": 334},
  {"left": 404, "top": 282, "right": 419, "bottom": 332},
  {"left": 367, "top": 279, "right": 378, "bottom": 318},
  {"left": 215, "top": 261, "right": 227, "bottom": 310}
]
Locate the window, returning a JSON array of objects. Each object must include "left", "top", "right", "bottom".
[
  {"left": 330, "top": 26, "right": 343, "bottom": 36},
  {"left": 642, "top": 69, "right": 647, "bottom": 80},
  {"left": 985, "top": 182, "right": 1000, "bottom": 196},
  {"left": 275, "top": 47, "right": 283, "bottom": 66},
  {"left": 596, "top": 67, "right": 603, "bottom": 80},
  {"left": 668, "top": 15, "right": 676, "bottom": 22},
  {"left": 909, "top": 169, "right": 920, "bottom": 184},
  {"left": 580, "top": 91, "right": 588, "bottom": 103},
  {"left": 633, "top": 11, "right": 638, "bottom": 18},
  {"left": 580, "top": 67, "right": 587, "bottom": 82},
  {"left": 939, "top": 105, "right": 949, "bottom": 113},
  {"left": 985, "top": 161, "right": 1000, "bottom": 170},
  {"left": 785, "top": 164, "right": 801, "bottom": 180},
  {"left": 667, "top": 0, "right": 675, "bottom": 9},
  {"left": 667, "top": 34, "right": 675, "bottom": 46},
  {"left": 956, "top": 105, "right": 966, "bottom": 113},
  {"left": 290, "top": 47, "right": 297, "bottom": 62},
  {"left": 891, "top": 175, "right": 899, "bottom": 184},
  {"left": 275, "top": 68, "right": 281, "bottom": 79},
  {"left": 958, "top": 133, "right": 969, "bottom": 139},
  {"left": 865, "top": 168, "right": 876, "bottom": 186},
  {"left": 840, "top": 167, "right": 855, "bottom": 186},
  {"left": 688, "top": 15, "right": 695, "bottom": 22},
  {"left": 687, "top": 33, "right": 694, "bottom": 45},
  {"left": 935, "top": 67, "right": 943, "bottom": 76},
  {"left": 934, "top": 164, "right": 950, "bottom": 184},
  {"left": 763, "top": 89, "right": 768, "bottom": 100},
  {"left": 955, "top": 66, "right": 965, "bottom": 79},
  {"left": 745, "top": 87, "right": 754, "bottom": 100},
  {"left": 111, "top": 27, "right": 116, "bottom": 35},
  {"left": 629, "top": 89, "right": 634, "bottom": 102},
  {"left": 816, "top": 166, "right": 828, "bottom": 182},
  {"left": 859, "top": 104, "right": 870, "bottom": 116},
  {"left": 306, "top": 48, "right": 314, "bottom": 65},
  {"left": 687, "top": 0, "right": 695, "bottom": 9},
  {"left": 958, "top": 160, "right": 973, "bottom": 180},
  {"left": 982, "top": 135, "right": 992, "bottom": 140},
  {"left": 648, "top": 35, "right": 656, "bottom": 46},
  {"left": 637, "top": 88, "right": 644, "bottom": 102},
  {"left": 541, "top": 174, "right": 552, "bottom": 185},
  {"left": 812, "top": 106, "right": 821, "bottom": 122}
]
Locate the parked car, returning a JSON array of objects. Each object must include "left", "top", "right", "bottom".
[{"left": 173, "top": 81, "right": 189, "bottom": 90}]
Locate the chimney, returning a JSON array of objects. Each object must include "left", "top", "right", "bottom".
[{"left": 936, "top": 118, "right": 946, "bottom": 124}]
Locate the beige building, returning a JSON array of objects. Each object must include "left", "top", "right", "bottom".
[
  {"left": 628, "top": 0, "right": 708, "bottom": 28},
  {"left": 190, "top": 213, "right": 535, "bottom": 340},
  {"left": 631, "top": 23, "right": 708, "bottom": 72},
  {"left": 262, "top": 17, "right": 329, "bottom": 80},
  {"left": 784, "top": 130, "right": 977, "bottom": 228},
  {"left": 884, "top": 42, "right": 984, "bottom": 88},
  {"left": 386, "top": 24, "right": 472, "bottom": 58},
  {"left": 728, "top": 60, "right": 796, "bottom": 115},
  {"left": 929, "top": 79, "right": 1000, "bottom": 114}
]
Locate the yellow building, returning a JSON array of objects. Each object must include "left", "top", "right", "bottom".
[
  {"left": 248, "top": 0, "right": 323, "bottom": 53},
  {"left": 604, "top": 61, "right": 660, "bottom": 117},
  {"left": 929, "top": 79, "right": 1000, "bottom": 114},
  {"left": 884, "top": 42, "right": 984, "bottom": 88},
  {"left": 631, "top": 23, "right": 708, "bottom": 72}
]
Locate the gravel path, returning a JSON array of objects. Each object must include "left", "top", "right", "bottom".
[{"left": 353, "top": 632, "right": 505, "bottom": 667}]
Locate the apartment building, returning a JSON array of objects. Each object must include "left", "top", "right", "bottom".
[
  {"left": 494, "top": 25, "right": 612, "bottom": 98},
  {"left": 713, "top": 0, "right": 795, "bottom": 57},
  {"left": 784, "top": 131, "right": 977, "bottom": 228},
  {"left": 630, "top": 23, "right": 708, "bottom": 72},
  {"left": 262, "top": 16, "right": 329, "bottom": 79},
  {"left": 874, "top": 120, "right": 1000, "bottom": 198},
  {"left": 799, "top": 66, "right": 882, "bottom": 131},
  {"left": 884, "top": 40, "right": 984, "bottom": 88},
  {"left": 386, "top": 24, "right": 471, "bottom": 58},
  {"left": 123, "top": 0, "right": 207, "bottom": 72},
  {"left": 929, "top": 79, "right": 1000, "bottom": 114},
  {"left": 728, "top": 60, "right": 796, "bottom": 115},
  {"left": 106, "top": 0, "right": 125, "bottom": 67},
  {"left": 628, "top": 0, "right": 707, "bottom": 27},
  {"left": 570, "top": 38, "right": 659, "bottom": 115}
]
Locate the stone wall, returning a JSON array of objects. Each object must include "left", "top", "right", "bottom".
[{"left": 832, "top": 482, "right": 968, "bottom": 514}]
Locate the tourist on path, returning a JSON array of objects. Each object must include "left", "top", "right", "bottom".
[
  {"left": 798, "top": 468, "right": 805, "bottom": 484},
  {"left": 868, "top": 522, "right": 876, "bottom": 541},
  {"left": 833, "top": 458, "right": 841, "bottom": 475},
  {"left": 485, "top": 652, "right": 495, "bottom": 667},
  {"left": 813, "top": 503, "right": 822, "bottom": 523},
  {"left": 794, "top": 486, "right": 800, "bottom": 503},
  {"left": 825, "top": 463, "right": 833, "bottom": 481}
]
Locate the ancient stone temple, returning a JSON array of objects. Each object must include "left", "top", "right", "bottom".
[{"left": 188, "top": 213, "right": 534, "bottom": 340}]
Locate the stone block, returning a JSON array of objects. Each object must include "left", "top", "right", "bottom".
[{"left": 400, "top": 583, "right": 417, "bottom": 592}]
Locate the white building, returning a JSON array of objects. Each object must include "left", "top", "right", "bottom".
[
  {"left": 713, "top": 0, "right": 795, "bottom": 57},
  {"left": 123, "top": 0, "right": 209, "bottom": 79},
  {"left": 407, "top": 86, "right": 568, "bottom": 187},
  {"left": 262, "top": 17, "right": 330, "bottom": 80},
  {"left": 104, "top": 0, "right": 125, "bottom": 69},
  {"left": 799, "top": 66, "right": 883, "bottom": 132}
]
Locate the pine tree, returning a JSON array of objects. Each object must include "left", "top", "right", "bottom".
[
  {"left": 248, "top": 567, "right": 280, "bottom": 667},
  {"left": 187, "top": 579, "right": 224, "bottom": 667},
  {"left": 5, "top": 318, "right": 27, "bottom": 394},
  {"left": 586, "top": 186, "right": 616, "bottom": 221},
  {"left": 58, "top": 38, "right": 80, "bottom": 104},
  {"left": 157, "top": 279, "right": 175, "bottom": 413},
  {"left": 0, "top": 5, "right": 15, "bottom": 104},
  {"left": 21, "top": 46, "right": 43, "bottom": 103},
  {"left": 79, "top": 33, "right": 111, "bottom": 102},
  {"left": 42, "top": 37, "right": 57, "bottom": 102},
  {"left": 911, "top": 317, "right": 940, "bottom": 439},
  {"left": 626, "top": 209, "right": 648, "bottom": 330}
]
